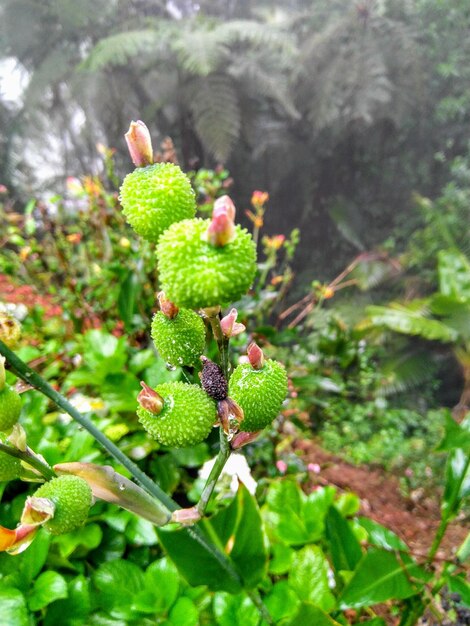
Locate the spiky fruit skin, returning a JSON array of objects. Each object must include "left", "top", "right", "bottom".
[
  {"left": 156, "top": 219, "right": 257, "bottom": 309},
  {"left": 0, "top": 313, "right": 21, "bottom": 348},
  {"left": 33, "top": 476, "right": 92, "bottom": 535},
  {"left": 0, "top": 386, "right": 22, "bottom": 433},
  {"left": 151, "top": 309, "right": 205, "bottom": 367},
  {"left": 119, "top": 163, "right": 196, "bottom": 243},
  {"left": 229, "top": 360, "right": 288, "bottom": 432},
  {"left": 137, "top": 381, "right": 216, "bottom": 448},
  {"left": 0, "top": 441, "right": 21, "bottom": 482}
]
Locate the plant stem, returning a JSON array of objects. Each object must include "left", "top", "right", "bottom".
[
  {"left": 247, "top": 589, "right": 274, "bottom": 626},
  {"left": 0, "top": 356, "right": 5, "bottom": 391},
  {"left": 208, "top": 313, "right": 229, "bottom": 378},
  {"left": 426, "top": 517, "right": 449, "bottom": 565},
  {"left": 197, "top": 427, "right": 231, "bottom": 516},
  {"left": 0, "top": 442, "right": 56, "bottom": 481},
  {"left": 0, "top": 340, "right": 244, "bottom": 590}
]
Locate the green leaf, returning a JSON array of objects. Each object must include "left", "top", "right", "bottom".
[
  {"left": 264, "top": 480, "right": 335, "bottom": 546},
  {"left": 325, "top": 505, "right": 362, "bottom": 573},
  {"left": 437, "top": 249, "right": 470, "bottom": 300},
  {"left": 268, "top": 542, "right": 295, "bottom": 575},
  {"left": 357, "top": 517, "right": 409, "bottom": 552},
  {"left": 167, "top": 596, "right": 199, "bottom": 626},
  {"left": 143, "top": 558, "right": 180, "bottom": 613},
  {"left": 216, "top": 484, "right": 267, "bottom": 588},
  {"left": 287, "top": 603, "right": 342, "bottom": 626},
  {"left": 213, "top": 593, "right": 259, "bottom": 626},
  {"left": 43, "top": 576, "right": 91, "bottom": 626},
  {"left": 335, "top": 492, "right": 361, "bottom": 517},
  {"left": 125, "top": 516, "right": 159, "bottom": 546},
  {"left": 53, "top": 523, "right": 103, "bottom": 558},
  {"left": 118, "top": 271, "right": 141, "bottom": 331},
  {"left": 457, "top": 532, "right": 470, "bottom": 562},
  {"left": 437, "top": 413, "right": 470, "bottom": 452},
  {"left": 92, "top": 559, "right": 146, "bottom": 619},
  {"left": 366, "top": 304, "right": 458, "bottom": 342},
  {"left": 157, "top": 525, "right": 243, "bottom": 594},
  {"left": 28, "top": 571, "right": 68, "bottom": 611},
  {"left": 264, "top": 581, "right": 300, "bottom": 622},
  {"left": 447, "top": 574, "right": 470, "bottom": 607},
  {"left": 442, "top": 446, "right": 470, "bottom": 519},
  {"left": 16, "top": 528, "right": 51, "bottom": 585},
  {"left": 0, "top": 588, "right": 28, "bottom": 626},
  {"left": 288, "top": 545, "right": 335, "bottom": 611},
  {"left": 339, "top": 549, "right": 418, "bottom": 609}
]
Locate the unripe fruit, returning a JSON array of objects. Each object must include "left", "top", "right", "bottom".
[
  {"left": 119, "top": 163, "right": 196, "bottom": 243},
  {"left": 156, "top": 218, "right": 257, "bottom": 308},
  {"left": 229, "top": 359, "right": 288, "bottom": 431},
  {"left": 0, "top": 385, "right": 22, "bottom": 433},
  {"left": 151, "top": 309, "right": 205, "bottom": 367},
  {"left": 0, "top": 440, "right": 21, "bottom": 482},
  {"left": 137, "top": 381, "right": 216, "bottom": 447},
  {"left": 0, "top": 313, "right": 21, "bottom": 348},
  {"left": 33, "top": 475, "right": 92, "bottom": 535}
]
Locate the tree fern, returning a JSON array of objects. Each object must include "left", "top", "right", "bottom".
[{"left": 185, "top": 74, "right": 240, "bottom": 162}]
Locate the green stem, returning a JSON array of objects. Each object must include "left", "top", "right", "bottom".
[
  {"left": 0, "top": 356, "right": 5, "bottom": 391},
  {"left": 0, "top": 442, "right": 56, "bottom": 481},
  {"left": 197, "top": 427, "right": 231, "bottom": 516},
  {"left": 0, "top": 340, "right": 244, "bottom": 590},
  {"left": 208, "top": 314, "right": 229, "bottom": 378},
  {"left": 247, "top": 589, "right": 274, "bottom": 626}
]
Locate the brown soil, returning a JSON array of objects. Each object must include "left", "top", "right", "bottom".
[{"left": 295, "top": 440, "right": 468, "bottom": 564}]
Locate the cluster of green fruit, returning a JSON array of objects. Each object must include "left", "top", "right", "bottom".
[{"left": 119, "top": 124, "right": 288, "bottom": 448}]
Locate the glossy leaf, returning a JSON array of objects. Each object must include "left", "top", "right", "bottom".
[
  {"left": 268, "top": 542, "right": 295, "bottom": 575},
  {"left": 357, "top": 517, "right": 409, "bottom": 552},
  {"left": 325, "top": 505, "right": 362, "bottom": 573},
  {"left": 457, "top": 532, "right": 470, "bottom": 562},
  {"left": 92, "top": 559, "right": 146, "bottom": 619},
  {"left": 442, "top": 447, "right": 470, "bottom": 519},
  {"left": 436, "top": 412, "right": 470, "bottom": 452},
  {"left": 0, "top": 588, "right": 29, "bottom": 626},
  {"left": 366, "top": 304, "right": 458, "bottom": 342},
  {"left": 339, "top": 549, "right": 418, "bottom": 609},
  {"left": 287, "top": 603, "right": 342, "bottom": 626},
  {"left": 213, "top": 593, "right": 259, "bottom": 626},
  {"left": 265, "top": 581, "right": 300, "bottom": 623},
  {"left": 288, "top": 545, "right": 335, "bottom": 611},
  {"left": 143, "top": 558, "right": 180, "bottom": 613},
  {"left": 264, "top": 480, "right": 335, "bottom": 546},
  {"left": 28, "top": 571, "right": 68, "bottom": 611},
  {"left": 167, "top": 596, "right": 199, "bottom": 626},
  {"left": 43, "top": 576, "right": 91, "bottom": 626}
]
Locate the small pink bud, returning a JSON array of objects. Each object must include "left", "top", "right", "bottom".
[
  {"left": 157, "top": 292, "right": 179, "bottom": 319},
  {"left": 231, "top": 430, "right": 261, "bottom": 449},
  {"left": 207, "top": 211, "right": 235, "bottom": 247},
  {"left": 307, "top": 463, "right": 321, "bottom": 474},
  {"left": 125, "top": 120, "right": 153, "bottom": 167},
  {"left": 276, "top": 460, "right": 287, "bottom": 474},
  {"left": 247, "top": 342, "right": 265, "bottom": 370},
  {"left": 137, "top": 382, "right": 163, "bottom": 414},
  {"left": 171, "top": 506, "right": 202, "bottom": 526},
  {"left": 213, "top": 195, "right": 236, "bottom": 221},
  {"left": 220, "top": 308, "right": 245, "bottom": 338}
]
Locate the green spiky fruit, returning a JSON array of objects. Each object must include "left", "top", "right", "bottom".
[
  {"left": 151, "top": 309, "right": 205, "bottom": 367},
  {"left": 0, "top": 385, "right": 22, "bottom": 433},
  {"left": 0, "top": 439, "right": 21, "bottom": 481},
  {"left": 137, "top": 381, "right": 216, "bottom": 447},
  {"left": 33, "top": 475, "right": 92, "bottom": 535},
  {"left": 119, "top": 163, "right": 196, "bottom": 243},
  {"left": 229, "top": 360, "right": 288, "bottom": 432},
  {"left": 156, "top": 218, "right": 257, "bottom": 308}
]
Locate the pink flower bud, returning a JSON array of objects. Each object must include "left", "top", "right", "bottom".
[
  {"left": 247, "top": 342, "right": 265, "bottom": 370},
  {"left": 157, "top": 292, "right": 179, "bottom": 319},
  {"left": 276, "top": 460, "right": 287, "bottom": 474},
  {"left": 171, "top": 506, "right": 202, "bottom": 526},
  {"left": 137, "top": 382, "right": 163, "bottom": 414},
  {"left": 220, "top": 308, "right": 245, "bottom": 338},
  {"left": 207, "top": 211, "right": 235, "bottom": 247},
  {"left": 125, "top": 120, "right": 153, "bottom": 167},
  {"left": 307, "top": 463, "right": 321, "bottom": 474},
  {"left": 213, "top": 195, "right": 236, "bottom": 221}
]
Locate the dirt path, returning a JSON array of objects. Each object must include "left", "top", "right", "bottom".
[{"left": 296, "top": 440, "right": 467, "bottom": 563}]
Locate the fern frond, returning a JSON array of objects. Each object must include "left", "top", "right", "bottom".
[
  {"left": 172, "top": 26, "right": 227, "bottom": 77},
  {"left": 185, "top": 74, "right": 240, "bottom": 162},
  {"left": 377, "top": 350, "right": 437, "bottom": 397},
  {"left": 216, "top": 20, "right": 296, "bottom": 57},
  {"left": 80, "top": 30, "right": 165, "bottom": 72}
]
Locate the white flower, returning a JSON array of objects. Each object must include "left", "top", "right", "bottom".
[{"left": 199, "top": 453, "right": 257, "bottom": 496}]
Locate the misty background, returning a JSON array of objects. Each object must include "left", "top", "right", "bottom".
[{"left": 0, "top": 0, "right": 469, "bottom": 283}]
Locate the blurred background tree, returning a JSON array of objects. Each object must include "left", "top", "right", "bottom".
[{"left": 1, "top": 0, "right": 470, "bottom": 279}]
